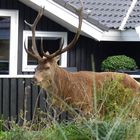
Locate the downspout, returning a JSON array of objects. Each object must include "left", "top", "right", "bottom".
[{"left": 119, "top": 0, "right": 137, "bottom": 30}]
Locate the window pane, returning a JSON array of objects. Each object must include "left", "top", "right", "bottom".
[{"left": 0, "top": 17, "right": 10, "bottom": 74}]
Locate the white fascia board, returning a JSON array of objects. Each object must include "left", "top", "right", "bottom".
[
  {"left": 135, "top": 25, "right": 140, "bottom": 38},
  {"left": 102, "top": 29, "right": 140, "bottom": 41},
  {"left": 19, "top": 0, "right": 104, "bottom": 41}
]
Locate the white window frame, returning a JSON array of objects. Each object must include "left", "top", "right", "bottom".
[
  {"left": 22, "top": 30, "right": 67, "bottom": 72},
  {"left": 0, "top": 10, "right": 19, "bottom": 76}
]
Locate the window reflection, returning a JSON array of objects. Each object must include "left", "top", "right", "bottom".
[{"left": 0, "top": 17, "right": 10, "bottom": 74}]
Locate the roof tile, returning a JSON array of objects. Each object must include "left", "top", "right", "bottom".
[{"left": 53, "top": 0, "right": 140, "bottom": 29}]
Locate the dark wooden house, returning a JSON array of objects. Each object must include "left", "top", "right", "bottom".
[{"left": 0, "top": 0, "right": 140, "bottom": 120}]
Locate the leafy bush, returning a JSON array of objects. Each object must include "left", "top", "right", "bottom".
[
  {"left": 101, "top": 55, "right": 138, "bottom": 72},
  {"left": 96, "top": 75, "right": 140, "bottom": 120}
]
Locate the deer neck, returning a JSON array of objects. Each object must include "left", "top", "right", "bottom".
[{"left": 53, "top": 66, "right": 70, "bottom": 94}]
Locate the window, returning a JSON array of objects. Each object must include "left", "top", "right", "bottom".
[
  {"left": 0, "top": 17, "right": 10, "bottom": 74},
  {"left": 0, "top": 10, "right": 18, "bottom": 76},
  {"left": 22, "top": 31, "right": 67, "bottom": 72}
]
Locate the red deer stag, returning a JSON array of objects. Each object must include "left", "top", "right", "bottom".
[{"left": 24, "top": 4, "right": 140, "bottom": 115}]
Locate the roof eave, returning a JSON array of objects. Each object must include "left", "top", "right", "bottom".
[
  {"left": 19, "top": 0, "right": 108, "bottom": 41},
  {"left": 102, "top": 29, "right": 140, "bottom": 41}
]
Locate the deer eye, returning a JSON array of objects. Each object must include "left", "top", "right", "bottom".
[{"left": 45, "top": 66, "right": 50, "bottom": 70}]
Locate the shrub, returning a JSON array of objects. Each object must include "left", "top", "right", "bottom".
[
  {"left": 101, "top": 55, "right": 138, "bottom": 72},
  {"left": 96, "top": 75, "right": 140, "bottom": 120}
]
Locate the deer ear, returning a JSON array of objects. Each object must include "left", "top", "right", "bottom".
[
  {"left": 54, "top": 55, "right": 60, "bottom": 63},
  {"left": 46, "top": 51, "right": 50, "bottom": 55},
  {"left": 43, "top": 51, "right": 50, "bottom": 59}
]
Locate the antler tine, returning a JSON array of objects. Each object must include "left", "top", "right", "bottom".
[
  {"left": 24, "top": 8, "right": 44, "bottom": 61},
  {"left": 60, "top": 6, "right": 83, "bottom": 54},
  {"left": 24, "top": 41, "right": 40, "bottom": 60},
  {"left": 43, "top": 0, "right": 83, "bottom": 58}
]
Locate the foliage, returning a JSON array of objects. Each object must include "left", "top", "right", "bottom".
[
  {"left": 101, "top": 55, "right": 138, "bottom": 72},
  {"left": 0, "top": 118, "right": 140, "bottom": 140},
  {"left": 96, "top": 75, "right": 140, "bottom": 120},
  {"left": 0, "top": 77, "right": 140, "bottom": 140}
]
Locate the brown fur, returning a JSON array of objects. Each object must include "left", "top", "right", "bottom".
[{"left": 33, "top": 58, "right": 140, "bottom": 115}]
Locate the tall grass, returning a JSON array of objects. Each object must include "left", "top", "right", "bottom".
[
  {"left": 0, "top": 117, "right": 140, "bottom": 140},
  {"left": 0, "top": 73, "right": 140, "bottom": 139}
]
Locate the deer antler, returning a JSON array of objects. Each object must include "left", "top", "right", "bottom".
[
  {"left": 24, "top": 8, "right": 44, "bottom": 62},
  {"left": 42, "top": 1, "right": 83, "bottom": 58},
  {"left": 24, "top": 0, "right": 83, "bottom": 61}
]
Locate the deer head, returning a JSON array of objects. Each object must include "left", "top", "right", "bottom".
[{"left": 24, "top": 2, "right": 83, "bottom": 89}]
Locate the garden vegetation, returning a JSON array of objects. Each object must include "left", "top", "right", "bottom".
[{"left": 0, "top": 76, "right": 140, "bottom": 140}]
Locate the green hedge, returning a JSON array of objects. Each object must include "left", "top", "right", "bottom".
[{"left": 101, "top": 55, "right": 138, "bottom": 72}]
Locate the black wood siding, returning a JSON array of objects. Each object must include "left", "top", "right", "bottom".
[
  {"left": 0, "top": 78, "right": 39, "bottom": 120},
  {"left": 0, "top": 77, "right": 66, "bottom": 121}
]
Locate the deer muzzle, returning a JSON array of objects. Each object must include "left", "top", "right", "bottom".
[{"left": 32, "top": 76, "right": 38, "bottom": 85}]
